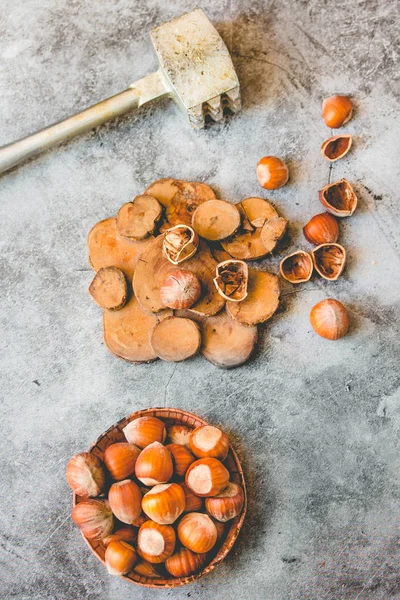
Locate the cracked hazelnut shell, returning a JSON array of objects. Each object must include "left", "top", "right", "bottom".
[
  {"left": 213, "top": 260, "right": 248, "bottom": 302},
  {"left": 312, "top": 243, "right": 346, "bottom": 281},
  {"left": 319, "top": 179, "right": 357, "bottom": 217},
  {"left": 162, "top": 225, "right": 199, "bottom": 265},
  {"left": 280, "top": 251, "right": 313, "bottom": 284},
  {"left": 321, "top": 135, "right": 352, "bottom": 162}
]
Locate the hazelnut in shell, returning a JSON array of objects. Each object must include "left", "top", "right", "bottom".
[
  {"left": 123, "top": 416, "right": 166, "bottom": 449},
  {"left": 103, "top": 442, "right": 141, "bottom": 481},
  {"left": 108, "top": 479, "right": 142, "bottom": 525},
  {"left": 66, "top": 452, "right": 106, "bottom": 498},
  {"left": 103, "top": 526, "right": 137, "bottom": 547},
  {"left": 181, "top": 483, "right": 204, "bottom": 513},
  {"left": 322, "top": 95, "right": 353, "bottom": 128},
  {"left": 165, "top": 444, "right": 196, "bottom": 478},
  {"left": 137, "top": 520, "right": 176, "bottom": 563},
  {"left": 189, "top": 425, "right": 229, "bottom": 460},
  {"left": 142, "top": 483, "right": 186, "bottom": 525},
  {"left": 303, "top": 213, "right": 339, "bottom": 245},
  {"left": 71, "top": 499, "right": 114, "bottom": 540},
  {"left": 205, "top": 482, "right": 244, "bottom": 522},
  {"left": 135, "top": 441, "right": 173, "bottom": 486},
  {"left": 310, "top": 298, "right": 349, "bottom": 340},
  {"left": 185, "top": 457, "right": 229, "bottom": 497},
  {"left": 165, "top": 547, "right": 207, "bottom": 578},
  {"left": 134, "top": 560, "right": 162, "bottom": 579},
  {"left": 177, "top": 512, "right": 217, "bottom": 553},
  {"left": 105, "top": 540, "right": 137, "bottom": 576},
  {"left": 256, "top": 156, "right": 289, "bottom": 190},
  {"left": 167, "top": 424, "right": 192, "bottom": 447},
  {"left": 160, "top": 270, "right": 201, "bottom": 310}
]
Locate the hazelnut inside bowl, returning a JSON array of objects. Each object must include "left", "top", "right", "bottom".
[{"left": 71, "top": 408, "right": 246, "bottom": 589}]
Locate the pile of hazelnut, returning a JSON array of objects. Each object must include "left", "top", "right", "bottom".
[
  {"left": 256, "top": 95, "right": 356, "bottom": 341},
  {"left": 67, "top": 416, "right": 244, "bottom": 580}
]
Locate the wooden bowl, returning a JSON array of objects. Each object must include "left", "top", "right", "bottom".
[{"left": 73, "top": 407, "right": 247, "bottom": 588}]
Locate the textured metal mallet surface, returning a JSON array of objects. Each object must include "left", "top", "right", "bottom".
[{"left": 0, "top": 8, "right": 240, "bottom": 175}]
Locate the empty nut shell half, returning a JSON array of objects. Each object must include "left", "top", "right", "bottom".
[
  {"left": 321, "top": 135, "right": 352, "bottom": 162},
  {"left": 319, "top": 179, "right": 357, "bottom": 217},
  {"left": 312, "top": 243, "right": 346, "bottom": 281},
  {"left": 280, "top": 251, "right": 313, "bottom": 284},
  {"left": 162, "top": 225, "right": 199, "bottom": 265},
  {"left": 213, "top": 260, "right": 248, "bottom": 302}
]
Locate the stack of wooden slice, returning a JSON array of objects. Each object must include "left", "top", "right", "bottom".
[{"left": 88, "top": 179, "right": 287, "bottom": 368}]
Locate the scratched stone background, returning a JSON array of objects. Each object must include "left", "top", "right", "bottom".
[{"left": 0, "top": 0, "right": 399, "bottom": 598}]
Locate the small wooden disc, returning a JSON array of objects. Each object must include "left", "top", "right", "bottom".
[
  {"left": 192, "top": 200, "right": 241, "bottom": 241},
  {"left": 89, "top": 266, "right": 127, "bottom": 310},
  {"left": 88, "top": 217, "right": 153, "bottom": 279},
  {"left": 117, "top": 195, "right": 162, "bottom": 240},
  {"left": 103, "top": 297, "right": 162, "bottom": 363},
  {"left": 201, "top": 312, "right": 258, "bottom": 368},
  {"left": 226, "top": 269, "right": 280, "bottom": 326},
  {"left": 151, "top": 317, "right": 201, "bottom": 362}
]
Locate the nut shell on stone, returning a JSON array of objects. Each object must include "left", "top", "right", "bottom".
[
  {"left": 311, "top": 243, "right": 346, "bottom": 281},
  {"left": 280, "top": 251, "right": 313, "bottom": 284},
  {"left": 321, "top": 135, "right": 352, "bottom": 162},
  {"left": 213, "top": 260, "right": 248, "bottom": 302},
  {"left": 319, "top": 179, "right": 357, "bottom": 217}
]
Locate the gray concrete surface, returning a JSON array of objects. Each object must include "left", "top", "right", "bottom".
[{"left": 1, "top": 0, "right": 400, "bottom": 598}]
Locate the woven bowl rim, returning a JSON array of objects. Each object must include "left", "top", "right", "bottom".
[{"left": 72, "top": 406, "right": 247, "bottom": 588}]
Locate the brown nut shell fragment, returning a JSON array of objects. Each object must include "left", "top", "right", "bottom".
[
  {"left": 280, "top": 251, "right": 313, "bottom": 284},
  {"left": 150, "top": 317, "right": 201, "bottom": 362},
  {"left": 321, "top": 135, "right": 352, "bottom": 162},
  {"left": 201, "top": 311, "right": 257, "bottom": 368},
  {"left": 226, "top": 269, "right": 280, "bottom": 326},
  {"left": 89, "top": 267, "right": 128, "bottom": 310},
  {"left": 117, "top": 195, "right": 162, "bottom": 240},
  {"left": 319, "top": 179, "right": 357, "bottom": 217},
  {"left": 162, "top": 225, "right": 199, "bottom": 265},
  {"left": 103, "top": 297, "right": 166, "bottom": 363},
  {"left": 133, "top": 236, "right": 225, "bottom": 317},
  {"left": 192, "top": 200, "right": 241, "bottom": 241},
  {"left": 213, "top": 260, "right": 248, "bottom": 302},
  {"left": 145, "top": 179, "right": 216, "bottom": 229},
  {"left": 311, "top": 243, "right": 346, "bottom": 281},
  {"left": 221, "top": 198, "right": 286, "bottom": 260},
  {"left": 88, "top": 217, "right": 153, "bottom": 280}
]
